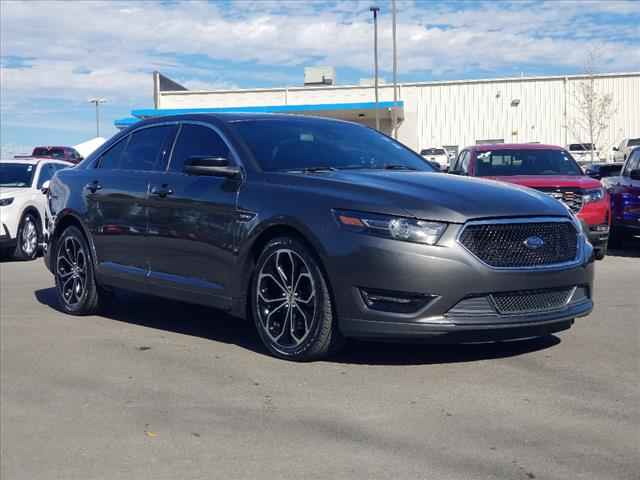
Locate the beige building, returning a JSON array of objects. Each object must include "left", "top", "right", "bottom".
[{"left": 116, "top": 71, "right": 640, "bottom": 159}]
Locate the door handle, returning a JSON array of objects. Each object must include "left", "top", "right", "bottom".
[
  {"left": 150, "top": 185, "right": 174, "bottom": 198},
  {"left": 84, "top": 181, "right": 102, "bottom": 193}
]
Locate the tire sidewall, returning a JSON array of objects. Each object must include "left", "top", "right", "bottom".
[
  {"left": 54, "top": 226, "right": 97, "bottom": 315},
  {"left": 251, "top": 237, "right": 330, "bottom": 360}
]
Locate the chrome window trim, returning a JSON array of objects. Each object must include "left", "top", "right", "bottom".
[{"left": 456, "top": 216, "right": 583, "bottom": 271}]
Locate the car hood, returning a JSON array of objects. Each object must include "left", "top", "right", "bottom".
[
  {"left": 271, "top": 171, "right": 569, "bottom": 223},
  {"left": 485, "top": 175, "right": 602, "bottom": 190},
  {"left": 0, "top": 187, "right": 31, "bottom": 199}
]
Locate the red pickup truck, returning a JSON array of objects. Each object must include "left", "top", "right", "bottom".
[{"left": 451, "top": 143, "right": 611, "bottom": 259}]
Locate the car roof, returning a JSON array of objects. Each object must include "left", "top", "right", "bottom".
[
  {"left": 0, "top": 158, "right": 72, "bottom": 165},
  {"left": 135, "top": 112, "right": 363, "bottom": 128},
  {"left": 467, "top": 143, "right": 564, "bottom": 152}
]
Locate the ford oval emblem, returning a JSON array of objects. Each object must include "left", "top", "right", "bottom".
[{"left": 524, "top": 236, "right": 545, "bottom": 249}]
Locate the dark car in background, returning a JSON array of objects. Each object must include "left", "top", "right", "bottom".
[
  {"left": 451, "top": 143, "right": 611, "bottom": 259},
  {"left": 602, "top": 147, "right": 640, "bottom": 244},
  {"left": 32, "top": 146, "right": 83, "bottom": 164},
  {"left": 582, "top": 162, "right": 624, "bottom": 180},
  {"left": 45, "top": 114, "right": 594, "bottom": 361}
]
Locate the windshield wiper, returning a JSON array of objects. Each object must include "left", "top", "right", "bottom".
[
  {"left": 383, "top": 164, "right": 417, "bottom": 171},
  {"left": 287, "top": 166, "right": 337, "bottom": 173}
]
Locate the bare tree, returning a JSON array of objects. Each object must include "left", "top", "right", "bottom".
[{"left": 568, "top": 49, "right": 617, "bottom": 162}]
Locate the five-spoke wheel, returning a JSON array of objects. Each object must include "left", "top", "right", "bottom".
[
  {"left": 54, "top": 226, "right": 102, "bottom": 315},
  {"left": 252, "top": 236, "right": 343, "bottom": 361}
]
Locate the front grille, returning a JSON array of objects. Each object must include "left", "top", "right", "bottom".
[
  {"left": 538, "top": 188, "right": 584, "bottom": 213},
  {"left": 491, "top": 288, "right": 573, "bottom": 314},
  {"left": 459, "top": 220, "right": 578, "bottom": 268}
]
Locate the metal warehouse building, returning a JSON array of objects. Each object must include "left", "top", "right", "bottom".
[{"left": 117, "top": 71, "right": 640, "bottom": 158}]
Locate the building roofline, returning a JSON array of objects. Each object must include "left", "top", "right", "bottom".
[{"left": 158, "top": 71, "right": 640, "bottom": 96}]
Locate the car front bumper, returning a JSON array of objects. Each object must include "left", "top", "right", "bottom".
[{"left": 322, "top": 223, "right": 594, "bottom": 341}]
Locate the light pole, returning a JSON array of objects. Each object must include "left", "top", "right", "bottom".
[
  {"left": 88, "top": 97, "right": 107, "bottom": 137},
  {"left": 370, "top": 6, "right": 380, "bottom": 131},
  {"left": 391, "top": 0, "right": 398, "bottom": 139}
]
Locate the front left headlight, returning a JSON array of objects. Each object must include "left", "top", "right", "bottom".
[
  {"left": 334, "top": 210, "right": 447, "bottom": 245},
  {"left": 583, "top": 188, "right": 605, "bottom": 204},
  {"left": 0, "top": 197, "right": 14, "bottom": 207}
]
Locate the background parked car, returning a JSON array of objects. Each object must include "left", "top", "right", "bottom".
[
  {"left": 582, "top": 162, "right": 624, "bottom": 180},
  {"left": 612, "top": 137, "right": 640, "bottom": 163},
  {"left": 451, "top": 143, "right": 611, "bottom": 259},
  {"left": 31, "top": 146, "right": 83, "bottom": 164},
  {"left": 0, "top": 158, "right": 72, "bottom": 259},
  {"left": 420, "top": 147, "right": 449, "bottom": 171},
  {"left": 567, "top": 143, "right": 600, "bottom": 163},
  {"left": 602, "top": 147, "right": 640, "bottom": 245}
]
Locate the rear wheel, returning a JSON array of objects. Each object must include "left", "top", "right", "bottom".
[
  {"left": 594, "top": 245, "right": 607, "bottom": 260},
  {"left": 13, "top": 213, "right": 41, "bottom": 260},
  {"left": 54, "top": 226, "right": 102, "bottom": 315},
  {"left": 251, "top": 237, "right": 343, "bottom": 361}
]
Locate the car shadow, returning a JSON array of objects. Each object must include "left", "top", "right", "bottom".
[
  {"left": 35, "top": 287, "right": 561, "bottom": 366},
  {"left": 608, "top": 234, "right": 640, "bottom": 258}
]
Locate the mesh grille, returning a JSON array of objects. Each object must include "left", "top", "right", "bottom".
[
  {"left": 539, "top": 188, "right": 584, "bottom": 213},
  {"left": 459, "top": 221, "right": 578, "bottom": 268},
  {"left": 491, "top": 288, "right": 573, "bottom": 314}
]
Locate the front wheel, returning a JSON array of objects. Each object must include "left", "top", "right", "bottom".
[
  {"left": 14, "top": 213, "right": 41, "bottom": 260},
  {"left": 54, "top": 226, "right": 102, "bottom": 315},
  {"left": 251, "top": 237, "right": 344, "bottom": 361}
]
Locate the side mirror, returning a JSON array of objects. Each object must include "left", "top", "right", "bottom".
[
  {"left": 629, "top": 169, "right": 640, "bottom": 181},
  {"left": 586, "top": 171, "right": 601, "bottom": 180},
  {"left": 41, "top": 180, "right": 51, "bottom": 194},
  {"left": 183, "top": 156, "right": 240, "bottom": 178},
  {"left": 612, "top": 147, "right": 619, "bottom": 151}
]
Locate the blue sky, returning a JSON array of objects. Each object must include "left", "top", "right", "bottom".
[{"left": 1, "top": 0, "right": 639, "bottom": 152}]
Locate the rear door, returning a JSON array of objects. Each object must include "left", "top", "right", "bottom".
[
  {"left": 145, "top": 122, "right": 242, "bottom": 307},
  {"left": 88, "top": 124, "right": 177, "bottom": 286}
]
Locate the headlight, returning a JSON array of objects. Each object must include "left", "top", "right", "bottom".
[
  {"left": 0, "top": 197, "right": 14, "bottom": 206},
  {"left": 583, "top": 188, "right": 604, "bottom": 204},
  {"left": 334, "top": 210, "right": 447, "bottom": 245}
]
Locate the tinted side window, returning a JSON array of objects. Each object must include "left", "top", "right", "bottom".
[
  {"left": 169, "top": 124, "right": 230, "bottom": 172},
  {"left": 627, "top": 150, "right": 640, "bottom": 174},
  {"left": 121, "top": 125, "right": 176, "bottom": 171},
  {"left": 98, "top": 137, "right": 129, "bottom": 169}
]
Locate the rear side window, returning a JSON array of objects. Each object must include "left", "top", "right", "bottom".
[
  {"left": 120, "top": 125, "right": 176, "bottom": 171},
  {"left": 169, "top": 124, "right": 230, "bottom": 172},
  {"left": 98, "top": 137, "right": 128, "bottom": 169},
  {"left": 628, "top": 138, "right": 640, "bottom": 147}
]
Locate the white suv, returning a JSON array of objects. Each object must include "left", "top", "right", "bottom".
[
  {"left": 0, "top": 158, "right": 72, "bottom": 259},
  {"left": 420, "top": 147, "right": 450, "bottom": 170},
  {"left": 612, "top": 137, "right": 640, "bottom": 163}
]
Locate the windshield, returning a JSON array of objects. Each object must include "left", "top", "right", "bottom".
[
  {"left": 568, "top": 143, "right": 595, "bottom": 151},
  {"left": 0, "top": 163, "right": 35, "bottom": 187},
  {"left": 231, "top": 119, "right": 434, "bottom": 172},
  {"left": 475, "top": 149, "right": 583, "bottom": 176},
  {"left": 628, "top": 138, "right": 640, "bottom": 147},
  {"left": 421, "top": 148, "right": 446, "bottom": 156},
  {"left": 33, "top": 147, "right": 66, "bottom": 159}
]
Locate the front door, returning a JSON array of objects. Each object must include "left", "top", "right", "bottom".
[{"left": 145, "top": 123, "right": 241, "bottom": 307}]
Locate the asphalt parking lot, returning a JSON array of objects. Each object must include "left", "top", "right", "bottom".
[{"left": 1, "top": 239, "right": 639, "bottom": 480}]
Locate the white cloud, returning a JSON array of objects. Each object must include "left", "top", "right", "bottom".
[{"left": 0, "top": 0, "right": 638, "bottom": 141}]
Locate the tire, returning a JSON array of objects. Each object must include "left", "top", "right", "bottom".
[
  {"left": 594, "top": 245, "right": 607, "bottom": 260},
  {"left": 251, "top": 236, "right": 344, "bottom": 361},
  {"left": 13, "top": 212, "right": 41, "bottom": 260},
  {"left": 53, "top": 226, "right": 102, "bottom": 315}
]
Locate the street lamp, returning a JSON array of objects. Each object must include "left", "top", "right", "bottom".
[
  {"left": 88, "top": 97, "right": 107, "bottom": 137},
  {"left": 370, "top": 6, "right": 380, "bottom": 131}
]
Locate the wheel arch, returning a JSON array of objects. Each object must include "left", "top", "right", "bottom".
[
  {"left": 233, "top": 221, "right": 332, "bottom": 320},
  {"left": 49, "top": 210, "right": 98, "bottom": 270}
]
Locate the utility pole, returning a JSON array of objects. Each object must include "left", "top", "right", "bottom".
[
  {"left": 370, "top": 6, "right": 380, "bottom": 131},
  {"left": 391, "top": 0, "right": 398, "bottom": 139},
  {"left": 88, "top": 97, "right": 107, "bottom": 137}
]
